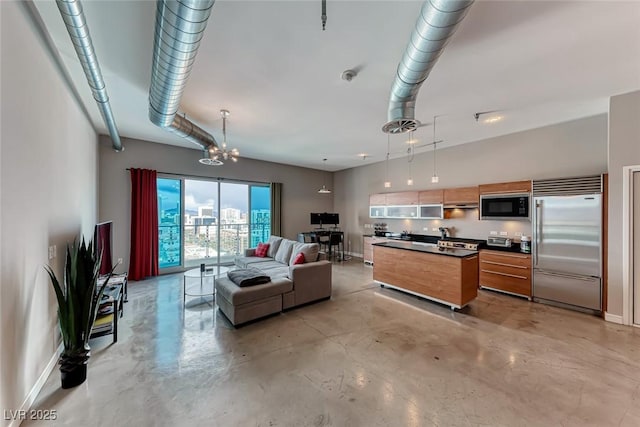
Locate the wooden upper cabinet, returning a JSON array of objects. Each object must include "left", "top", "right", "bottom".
[
  {"left": 385, "top": 191, "right": 419, "bottom": 205},
  {"left": 478, "top": 180, "right": 532, "bottom": 195},
  {"left": 418, "top": 189, "right": 444, "bottom": 204},
  {"left": 369, "top": 193, "right": 386, "bottom": 206},
  {"left": 444, "top": 186, "right": 478, "bottom": 205}
]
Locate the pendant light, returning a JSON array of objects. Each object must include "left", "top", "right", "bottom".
[
  {"left": 318, "top": 158, "right": 332, "bottom": 194},
  {"left": 431, "top": 116, "right": 439, "bottom": 184},
  {"left": 384, "top": 134, "right": 391, "bottom": 188},
  {"left": 219, "top": 109, "right": 239, "bottom": 163},
  {"left": 407, "top": 135, "right": 414, "bottom": 186}
]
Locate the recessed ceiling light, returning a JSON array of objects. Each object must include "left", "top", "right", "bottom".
[
  {"left": 483, "top": 115, "right": 504, "bottom": 124},
  {"left": 358, "top": 153, "right": 368, "bottom": 160}
]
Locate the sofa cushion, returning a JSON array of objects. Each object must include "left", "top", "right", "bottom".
[
  {"left": 289, "top": 242, "right": 319, "bottom": 265},
  {"left": 266, "top": 236, "right": 283, "bottom": 258},
  {"left": 235, "top": 256, "right": 274, "bottom": 269},
  {"left": 258, "top": 265, "right": 290, "bottom": 279},
  {"left": 274, "top": 239, "right": 295, "bottom": 264},
  {"left": 216, "top": 276, "right": 293, "bottom": 306},
  {"left": 292, "top": 252, "right": 305, "bottom": 265},
  {"left": 255, "top": 242, "right": 270, "bottom": 257}
]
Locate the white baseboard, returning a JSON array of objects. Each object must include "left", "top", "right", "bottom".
[
  {"left": 8, "top": 344, "right": 61, "bottom": 427},
  {"left": 604, "top": 312, "right": 624, "bottom": 324}
]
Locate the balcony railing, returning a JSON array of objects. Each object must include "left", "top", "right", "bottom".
[{"left": 159, "top": 222, "right": 271, "bottom": 268}]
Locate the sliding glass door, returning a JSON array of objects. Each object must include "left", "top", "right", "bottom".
[
  {"left": 250, "top": 185, "right": 271, "bottom": 247},
  {"left": 184, "top": 180, "right": 219, "bottom": 266},
  {"left": 157, "top": 178, "right": 181, "bottom": 269},
  {"left": 158, "top": 177, "right": 270, "bottom": 270}
]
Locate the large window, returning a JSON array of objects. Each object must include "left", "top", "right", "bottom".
[
  {"left": 157, "top": 177, "right": 270, "bottom": 269},
  {"left": 157, "top": 178, "right": 181, "bottom": 269}
]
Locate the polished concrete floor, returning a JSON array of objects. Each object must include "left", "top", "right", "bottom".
[{"left": 27, "top": 259, "right": 640, "bottom": 426}]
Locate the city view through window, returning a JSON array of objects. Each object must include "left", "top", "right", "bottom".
[{"left": 158, "top": 178, "right": 270, "bottom": 269}]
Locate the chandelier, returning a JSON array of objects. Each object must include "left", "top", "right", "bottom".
[{"left": 200, "top": 109, "right": 239, "bottom": 165}]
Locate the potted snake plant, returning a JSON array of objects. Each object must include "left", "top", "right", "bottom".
[{"left": 45, "top": 237, "right": 111, "bottom": 388}]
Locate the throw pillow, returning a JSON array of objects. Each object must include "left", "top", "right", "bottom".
[
  {"left": 266, "top": 235, "right": 283, "bottom": 258},
  {"left": 289, "top": 242, "right": 320, "bottom": 265},
  {"left": 292, "top": 252, "right": 305, "bottom": 265},
  {"left": 255, "top": 242, "right": 270, "bottom": 257},
  {"left": 274, "top": 239, "right": 295, "bottom": 265}
]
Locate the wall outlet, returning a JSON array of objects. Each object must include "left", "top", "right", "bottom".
[
  {"left": 423, "top": 227, "right": 429, "bottom": 231},
  {"left": 490, "top": 231, "right": 498, "bottom": 235},
  {"left": 499, "top": 231, "right": 508, "bottom": 236},
  {"left": 48, "top": 245, "right": 56, "bottom": 260},
  {"left": 117, "top": 258, "right": 123, "bottom": 265},
  {"left": 432, "top": 228, "right": 438, "bottom": 231},
  {"left": 514, "top": 232, "right": 522, "bottom": 237}
]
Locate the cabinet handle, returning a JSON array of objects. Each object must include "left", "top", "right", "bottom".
[
  {"left": 486, "top": 252, "right": 529, "bottom": 259},
  {"left": 481, "top": 260, "right": 528, "bottom": 269},
  {"left": 481, "top": 269, "right": 528, "bottom": 280}
]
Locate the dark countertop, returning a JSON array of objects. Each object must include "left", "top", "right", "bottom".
[
  {"left": 373, "top": 241, "right": 478, "bottom": 258},
  {"left": 366, "top": 233, "right": 531, "bottom": 255}
]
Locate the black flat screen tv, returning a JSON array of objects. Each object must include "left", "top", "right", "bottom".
[
  {"left": 94, "top": 221, "right": 113, "bottom": 276},
  {"left": 324, "top": 213, "right": 339, "bottom": 225},
  {"left": 310, "top": 213, "right": 323, "bottom": 225},
  {"left": 310, "top": 212, "right": 340, "bottom": 227}
]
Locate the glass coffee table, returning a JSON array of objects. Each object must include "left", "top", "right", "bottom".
[{"left": 183, "top": 265, "right": 232, "bottom": 309}]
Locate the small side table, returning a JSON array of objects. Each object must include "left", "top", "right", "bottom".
[{"left": 183, "top": 266, "right": 230, "bottom": 309}]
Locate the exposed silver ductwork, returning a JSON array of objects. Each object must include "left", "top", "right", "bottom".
[
  {"left": 382, "top": 0, "right": 474, "bottom": 134},
  {"left": 56, "top": 0, "right": 123, "bottom": 151},
  {"left": 149, "top": 0, "right": 221, "bottom": 162}
]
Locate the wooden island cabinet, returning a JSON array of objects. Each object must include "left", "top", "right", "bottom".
[{"left": 373, "top": 241, "right": 479, "bottom": 309}]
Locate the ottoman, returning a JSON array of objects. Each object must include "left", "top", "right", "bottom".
[{"left": 215, "top": 276, "right": 293, "bottom": 326}]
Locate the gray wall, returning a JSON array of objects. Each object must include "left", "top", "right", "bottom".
[
  {"left": 98, "top": 136, "right": 333, "bottom": 274},
  {"left": 335, "top": 115, "right": 608, "bottom": 255},
  {"left": 607, "top": 90, "right": 640, "bottom": 317},
  {"left": 1, "top": 2, "right": 98, "bottom": 420}
]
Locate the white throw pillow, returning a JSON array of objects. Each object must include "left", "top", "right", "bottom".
[
  {"left": 274, "top": 239, "right": 295, "bottom": 265},
  {"left": 289, "top": 242, "right": 320, "bottom": 265},
  {"left": 266, "top": 236, "right": 283, "bottom": 258}
]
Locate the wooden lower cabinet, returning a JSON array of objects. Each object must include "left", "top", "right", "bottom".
[
  {"left": 479, "top": 249, "right": 532, "bottom": 298},
  {"left": 363, "top": 236, "right": 388, "bottom": 264},
  {"left": 373, "top": 245, "right": 478, "bottom": 308}
]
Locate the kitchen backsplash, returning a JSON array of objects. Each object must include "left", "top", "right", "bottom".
[{"left": 368, "top": 209, "right": 532, "bottom": 241}]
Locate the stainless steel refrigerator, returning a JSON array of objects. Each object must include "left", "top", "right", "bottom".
[{"left": 532, "top": 193, "right": 602, "bottom": 314}]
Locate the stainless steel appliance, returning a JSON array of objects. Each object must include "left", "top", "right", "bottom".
[
  {"left": 487, "top": 236, "right": 512, "bottom": 247},
  {"left": 480, "top": 193, "right": 530, "bottom": 220},
  {"left": 438, "top": 240, "right": 479, "bottom": 250},
  {"left": 532, "top": 176, "right": 603, "bottom": 314}
]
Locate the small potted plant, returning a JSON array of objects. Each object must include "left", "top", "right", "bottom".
[{"left": 45, "top": 237, "right": 111, "bottom": 388}]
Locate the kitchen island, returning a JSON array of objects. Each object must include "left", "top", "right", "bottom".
[{"left": 373, "top": 241, "right": 479, "bottom": 309}]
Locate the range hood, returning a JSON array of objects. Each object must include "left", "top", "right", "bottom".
[{"left": 443, "top": 203, "right": 478, "bottom": 209}]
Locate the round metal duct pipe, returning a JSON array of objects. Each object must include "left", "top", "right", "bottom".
[
  {"left": 383, "top": 0, "right": 475, "bottom": 134},
  {"left": 56, "top": 0, "right": 123, "bottom": 151}
]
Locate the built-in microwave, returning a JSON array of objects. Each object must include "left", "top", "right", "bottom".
[{"left": 480, "top": 193, "right": 530, "bottom": 220}]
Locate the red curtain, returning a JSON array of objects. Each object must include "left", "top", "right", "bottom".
[{"left": 129, "top": 168, "right": 159, "bottom": 281}]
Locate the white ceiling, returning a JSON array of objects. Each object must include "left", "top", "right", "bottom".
[{"left": 34, "top": 0, "right": 640, "bottom": 171}]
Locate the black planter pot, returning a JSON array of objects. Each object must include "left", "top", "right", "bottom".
[{"left": 61, "top": 363, "right": 87, "bottom": 389}]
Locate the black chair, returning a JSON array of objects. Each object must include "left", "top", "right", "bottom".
[{"left": 326, "top": 232, "right": 344, "bottom": 261}]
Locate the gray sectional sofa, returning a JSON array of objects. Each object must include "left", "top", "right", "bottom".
[{"left": 215, "top": 236, "right": 332, "bottom": 326}]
